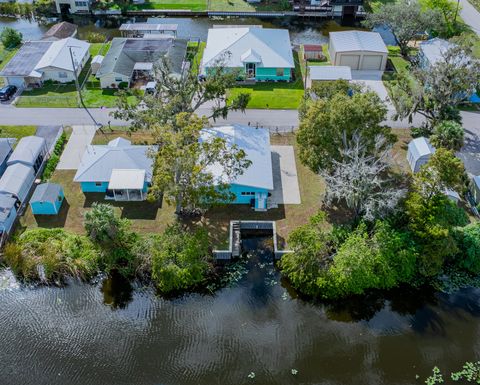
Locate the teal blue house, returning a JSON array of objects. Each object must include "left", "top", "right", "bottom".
[
  {"left": 201, "top": 125, "right": 273, "bottom": 211},
  {"left": 30, "top": 183, "right": 64, "bottom": 215},
  {"left": 201, "top": 27, "right": 294, "bottom": 82},
  {"left": 73, "top": 138, "right": 156, "bottom": 201}
]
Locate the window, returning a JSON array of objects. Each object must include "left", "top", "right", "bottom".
[
  {"left": 95, "top": 182, "right": 102, "bottom": 187},
  {"left": 75, "top": 1, "right": 87, "bottom": 6},
  {"left": 276, "top": 68, "right": 284, "bottom": 77},
  {"left": 241, "top": 192, "right": 255, "bottom": 196},
  {"left": 115, "top": 77, "right": 123, "bottom": 82},
  {"left": 58, "top": 196, "right": 62, "bottom": 202},
  {"left": 58, "top": 72, "right": 68, "bottom": 78}
]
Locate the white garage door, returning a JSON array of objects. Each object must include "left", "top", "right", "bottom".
[
  {"left": 339, "top": 55, "right": 360, "bottom": 70},
  {"left": 361, "top": 55, "right": 383, "bottom": 70}
]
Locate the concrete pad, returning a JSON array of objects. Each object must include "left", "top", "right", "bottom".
[
  {"left": 270, "top": 145, "right": 301, "bottom": 204},
  {"left": 351, "top": 70, "right": 390, "bottom": 105},
  {"left": 57, "top": 125, "right": 97, "bottom": 170}
]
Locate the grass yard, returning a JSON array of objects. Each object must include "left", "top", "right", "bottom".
[
  {"left": 0, "top": 44, "right": 18, "bottom": 88},
  {"left": 131, "top": 0, "right": 207, "bottom": 10},
  {"left": 228, "top": 51, "right": 305, "bottom": 110},
  {"left": 0, "top": 126, "right": 36, "bottom": 140},
  {"left": 130, "top": 0, "right": 290, "bottom": 11},
  {"left": 89, "top": 42, "right": 111, "bottom": 57},
  {"left": 186, "top": 41, "right": 206, "bottom": 76}
]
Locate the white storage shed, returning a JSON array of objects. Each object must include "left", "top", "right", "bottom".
[
  {"left": 329, "top": 31, "right": 388, "bottom": 71},
  {"left": 407, "top": 137, "right": 435, "bottom": 173}
]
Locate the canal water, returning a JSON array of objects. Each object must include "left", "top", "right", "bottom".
[
  {"left": 1, "top": 235, "right": 480, "bottom": 385},
  {"left": 0, "top": 16, "right": 332, "bottom": 44}
]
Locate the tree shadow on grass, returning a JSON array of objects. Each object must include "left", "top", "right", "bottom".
[{"left": 30, "top": 200, "right": 70, "bottom": 228}]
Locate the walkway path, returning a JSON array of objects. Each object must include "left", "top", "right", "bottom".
[
  {"left": 271, "top": 146, "right": 301, "bottom": 205},
  {"left": 57, "top": 125, "right": 96, "bottom": 170}
]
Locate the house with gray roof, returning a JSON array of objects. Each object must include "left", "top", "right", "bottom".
[
  {"left": 96, "top": 37, "right": 187, "bottom": 89},
  {"left": 0, "top": 139, "right": 14, "bottom": 177},
  {"left": 0, "top": 194, "right": 18, "bottom": 236},
  {"left": 0, "top": 163, "right": 35, "bottom": 203},
  {"left": 73, "top": 137, "right": 156, "bottom": 201},
  {"left": 201, "top": 27, "right": 294, "bottom": 82},
  {"left": 329, "top": 31, "right": 388, "bottom": 70},
  {"left": 42, "top": 21, "right": 78, "bottom": 41},
  {"left": 0, "top": 38, "right": 90, "bottom": 88},
  {"left": 407, "top": 137, "right": 435, "bottom": 173},
  {"left": 7, "top": 136, "right": 47, "bottom": 173}
]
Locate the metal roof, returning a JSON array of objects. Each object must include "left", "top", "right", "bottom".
[
  {"left": 0, "top": 163, "right": 35, "bottom": 202},
  {"left": 74, "top": 138, "right": 156, "bottom": 183},
  {"left": 0, "top": 194, "right": 16, "bottom": 223},
  {"left": 0, "top": 139, "right": 13, "bottom": 166},
  {"left": 0, "top": 41, "right": 52, "bottom": 77},
  {"left": 30, "top": 183, "right": 63, "bottom": 203},
  {"left": 200, "top": 125, "right": 274, "bottom": 190},
  {"left": 408, "top": 137, "right": 435, "bottom": 163},
  {"left": 108, "top": 169, "right": 146, "bottom": 190},
  {"left": 419, "top": 38, "right": 455, "bottom": 66},
  {"left": 42, "top": 21, "right": 78, "bottom": 40},
  {"left": 309, "top": 65, "right": 352, "bottom": 80},
  {"left": 202, "top": 27, "right": 294, "bottom": 70},
  {"left": 7, "top": 136, "right": 46, "bottom": 167},
  {"left": 96, "top": 37, "right": 187, "bottom": 78},
  {"left": 119, "top": 23, "right": 178, "bottom": 32},
  {"left": 35, "top": 38, "right": 90, "bottom": 72},
  {"left": 329, "top": 31, "right": 388, "bottom": 53}
]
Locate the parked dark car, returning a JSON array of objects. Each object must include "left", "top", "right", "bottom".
[{"left": 0, "top": 85, "right": 17, "bottom": 101}]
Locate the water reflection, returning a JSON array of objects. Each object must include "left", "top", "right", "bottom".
[{"left": 1, "top": 238, "right": 480, "bottom": 384}]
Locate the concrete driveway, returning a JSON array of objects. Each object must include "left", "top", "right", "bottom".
[
  {"left": 351, "top": 70, "right": 391, "bottom": 105},
  {"left": 270, "top": 145, "right": 301, "bottom": 205},
  {"left": 57, "top": 125, "right": 97, "bottom": 170}
]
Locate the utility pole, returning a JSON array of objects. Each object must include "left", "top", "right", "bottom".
[{"left": 69, "top": 46, "right": 106, "bottom": 136}]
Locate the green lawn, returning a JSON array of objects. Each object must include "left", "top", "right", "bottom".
[
  {"left": 228, "top": 51, "right": 305, "bottom": 110},
  {"left": 89, "top": 42, "right": 111, "bottom": 57},
  {"left": 0, "top": 44, "right": 18, "bottom": 88},
  {"left": 0, "top": 126, "right": 36, "bottom": 140},
  {"left": 382, "top": 46, "right": 413, "bottom": 83},
  {"left": 186, "top": 41, "right": 206, "bottom": 76},
  {"left": 129, "top": 0, "right": 290, "bottom": 11}
]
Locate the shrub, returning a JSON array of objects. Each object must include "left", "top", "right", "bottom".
[
  {"left": 430, "top": 120, "right": 464, "bottom": 150},
  {"left": 151, "top": 224, "right": 211, "bottom": 293},
  {"left": 3, "top": 228, "right": 99, "bottom": 282},
  {"left": 454, "top": 223, "right": 480, "bottom": 274},
  {"left": 86, "top": 32, "right": 106, "bottom": 44},
  {"left": 0, "top": 27, "right": 22, "bottom": 49},
  {"left": 42, "top": 132, "right": 66, "bottom": 181}
]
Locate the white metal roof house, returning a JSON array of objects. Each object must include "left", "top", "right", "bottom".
[
  {"left": 0, "top": 163, "right": 35, "bottom": 203},
  {"left": 0, "top": 139, "right": 14, "bottom": 177},
  {"left": 418, "top": 38, "right": 454, "bottom": 69},
  {"left": 7, "top": 136, "right": 47, "bottom": 173},
  {"left": 0, "top": 38, "right": 90, "bottom": 88},
  {"left": 201, "top": 27, "right": 295, "bottom": 82},
  {"left": 73, "top": 137, "right": 156, "bottom": 201},
  {"left": 200, "top": 125, "right": 273, "bottom": 211},
  {"left": 407, "top": 137, "right": 435, "bottom": 173},
  {"left": 329, "top": 31, "right": 388, "bottom": 71},
  {"left": 0, "top": 194, "right": 18, "bottom": 236}
]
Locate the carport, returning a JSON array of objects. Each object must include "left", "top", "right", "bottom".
[{"left": 329, "top": 31, "right": 388, "bottom": 71}]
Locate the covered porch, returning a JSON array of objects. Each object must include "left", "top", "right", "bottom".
[{"left": 106, "top": 169, "right": 147, "bottom": 202}]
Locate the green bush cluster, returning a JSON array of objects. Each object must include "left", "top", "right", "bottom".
[
  {"left": 42, "top": 132, "right": 67, "bottom": 181},
  {"left": 3, "top": 228, "right": 99, "bottom": 282}
]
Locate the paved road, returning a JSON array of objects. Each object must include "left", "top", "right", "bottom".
[{"left": 460, "top": 0, "right": 480, "bottom": 35}]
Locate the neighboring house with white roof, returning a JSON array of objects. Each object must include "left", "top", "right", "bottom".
[
  {"left": 308, "top": 65, "right": 352, "bottom": 86},
  {"left": 329, "top": 31, "right": 388, "bottom": 70},
  {"left": 200, "top": 125, "right": 274, "bottom": 211},
  {"left": 0, "top": 163, "right": 35, "bottom": 204},
  {"left": 73, "top": 137, "right": 156, "bottom": 201},
  {"left": 0, "top": 38, "right": 90, "bottom": 88},
  {"left": 7, "top": 136, "right": 47, "bottom": 173},
  {"left": 407, "top": 137, "right": 435, "bottom": 173},
  {"left": 201, "top": 27, "right": 295, "bottom": 82},
  {"left": 418, "top": 38, "right": 454, "bottom": 69}
]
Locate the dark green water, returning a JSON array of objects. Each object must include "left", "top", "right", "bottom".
[{"left": 0, "top": 236, "right": 479, "bottom": 385}]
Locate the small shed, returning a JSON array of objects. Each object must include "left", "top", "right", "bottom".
[
  {"left": 7, "top": 136, "right": 47, "bottom": 173},
  {"left": 0, "top": 163, "right": 35, "bottom": 203},
  {"left": 407, "top": 137, "right": 435, "bottom": 173},
  {"left": 0, "top": 194, "right": 17, "bottom": 236},
  {"left": 303, "top": 44, "right": 324, "bottom": 60},
  {"left": 329, "top": 31, "right": 388, "bottom": 71},
  {"left": 0, "top": 139, "right": 14, "bottom": 177},
  {"left": 30, "top": 183, "right": 64, "bottom": 215},
  {"left": 91, "top": 55, "right": 104, "bottom": 75}
]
